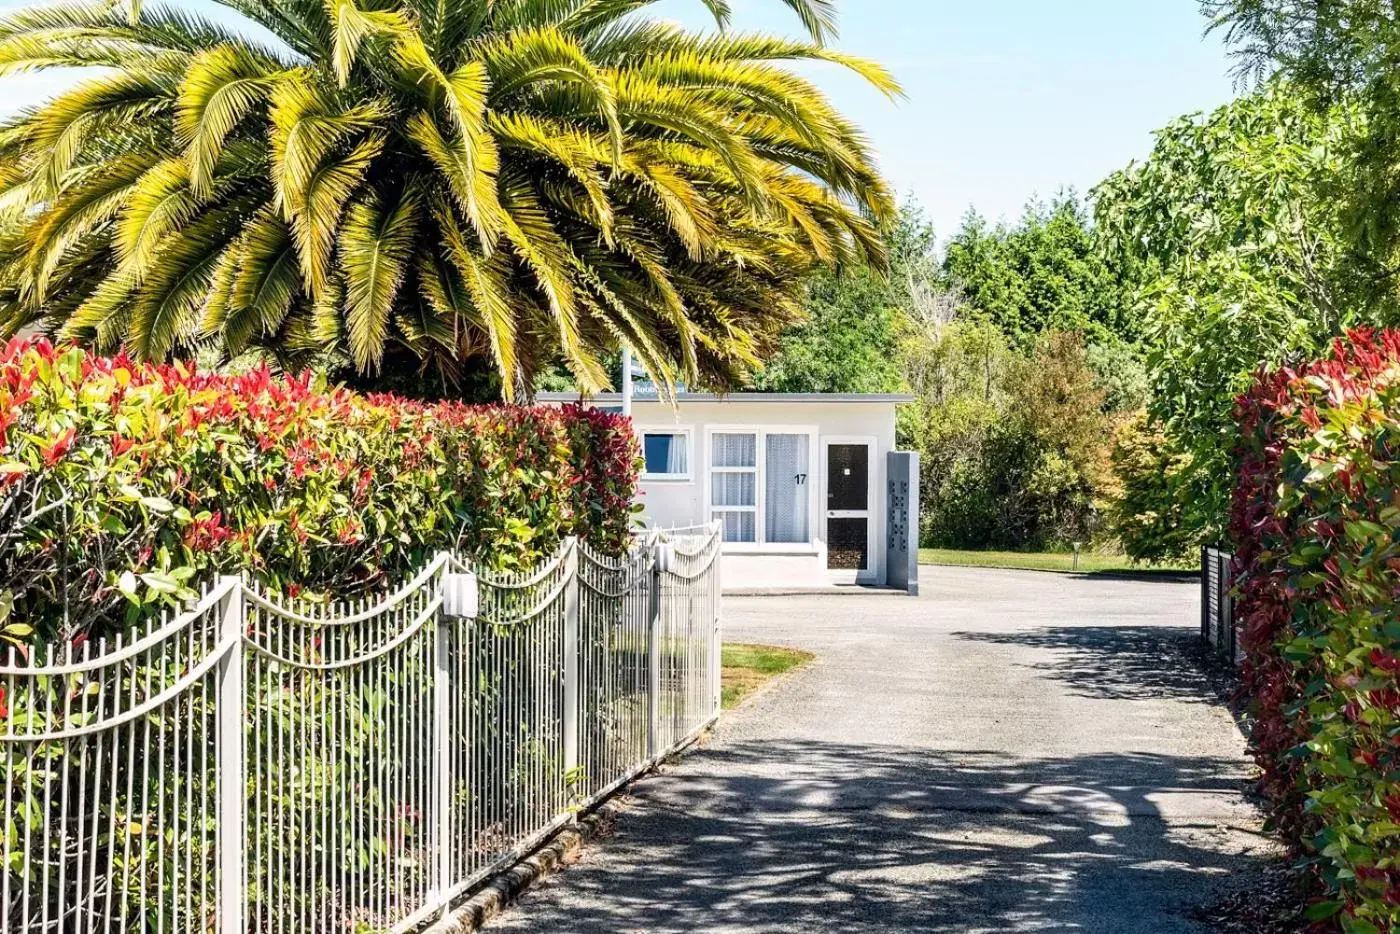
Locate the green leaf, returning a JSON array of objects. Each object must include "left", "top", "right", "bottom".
[
  {"left": 139, "top": 572, "right": 179, "bottom": 595},
  {"left": 1341, "top": 917, "right": 1381, "bottom": 934},
  {"left": 140, "top": 496, "right": 174, "bottom": 514},
  {"left": 1306, "top": 900, "right": 1343, "bottom": 921}
]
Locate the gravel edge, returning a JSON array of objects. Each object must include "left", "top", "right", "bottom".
[{"left": 424, "top": 799, "right": 625, "bottom": 934}]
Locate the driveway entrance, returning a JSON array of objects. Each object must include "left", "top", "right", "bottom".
[{"left": 494, "top": 567, "right": 1273, "bottom": 933}]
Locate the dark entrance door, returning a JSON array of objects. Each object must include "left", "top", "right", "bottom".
[{"left": 825, "top": 443, "right": 870, "bottom": 572}]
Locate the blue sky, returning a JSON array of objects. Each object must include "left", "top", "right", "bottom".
[
  {"left": 655, "top": 0, "right": 1239, "bottom": 236},
  {"left": 0, "top": 0, "right": 1239, "bottom": 238}
]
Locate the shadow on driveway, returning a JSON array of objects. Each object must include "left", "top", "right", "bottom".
[
  {"left": 495, "top": 740, "right": 1269, "bottom": 934},
  {"left": 954, "top": 624, "right": 1226, "bottom": 705}
]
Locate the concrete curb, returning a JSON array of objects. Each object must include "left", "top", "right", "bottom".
[{"left": 425, "top": 800, "right": 626, "bottom": 934}]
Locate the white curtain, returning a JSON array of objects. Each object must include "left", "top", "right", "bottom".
[
  {"left": 711, "top": 433, "right": 757, "bottom": 542},
  {"left": 711, "top": 472, "right": 755, "bottom": 507},
  {"left": 711, "top": 433, "right": 756, "bottom": 468},
  {"left": 666, "top": 435, "right": 687, "bottom": 474},
  {"left": 719, "top": 512, "right": 755, "bottom": 543},
  {"left": 764, "top": 434, "right": 809, "bottom": 544}
]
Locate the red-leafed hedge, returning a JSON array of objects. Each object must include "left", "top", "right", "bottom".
[
  {"left": 0, "top": 340, "right": 639, "bottom": 646},
  {"left": 1233, "top": 328, "right": 1400, "bottom": 931}
]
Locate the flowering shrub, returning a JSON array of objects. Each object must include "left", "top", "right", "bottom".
[
  {"left": 1232, "top": 328, "right": 1400, "bottom": 931},
  {"left": 0, "top": 339, "right": 639, "bottom": 644}
]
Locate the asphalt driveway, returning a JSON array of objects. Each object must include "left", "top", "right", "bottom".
[{"left": 491, "top": 566, "right": 1275, "bottom": 933}]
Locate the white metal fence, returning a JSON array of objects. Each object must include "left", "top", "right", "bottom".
[{"left": 1, "top": 525, "right": 721, "bottom": 933}]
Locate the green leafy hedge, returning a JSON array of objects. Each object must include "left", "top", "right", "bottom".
[
  {"left": 0, "top": 340, "right": 639, "bottom": 645},
  {"left": 1233, "top": 329, "right": 1400, "bottom": 932}
]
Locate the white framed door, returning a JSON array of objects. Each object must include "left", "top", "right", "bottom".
[{"left": 822, "top": 437, "right": 876, "bottom": 584}]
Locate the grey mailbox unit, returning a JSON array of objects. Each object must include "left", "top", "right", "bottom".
[{"left": 886, "top": 451, "right": 920, "bottom": 596}]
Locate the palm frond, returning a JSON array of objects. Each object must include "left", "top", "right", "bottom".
[
  {"left": 480, "top": 25, "right": 622, "bottom": 157},
  {"left": 403, "top": 109, "right": 503, "bottom": 247},
  {"left": 433, "top": 193, "right": 520, "bottom": 393},
  {"left": 340, "top": 181, "right": 420, "bottom": 371},
  {"left": 23, "top": 69, "right": 177, "bottom": 191},
  {"left": 289, "top": 130, "right": 382, "bottom": 299},
  {"left": 327, "top": 0, "right": 409, "bottom": 85},
  {"left": 131, "top": 207, "right": 244, "bottom": 359},
  {"left": 269, "top": 76, "right": 384, "bottom": 212},
  {"left": 176, "top": 45, "right": 285, "bottom": 196},
  {"left": 19, "top": 152, "right": 153, "bottom": 303},
  {"left": 0, "top": 0, "right": 892, "bottom": 394}
]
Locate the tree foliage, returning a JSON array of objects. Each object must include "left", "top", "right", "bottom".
[
  {"left": 751, "top": 202, "right": 932, "bottom": 393},
  {"left": 1108, "top": 412, "right": 1195, "bottom": 562},
  {"left": 904, "top": 325, "right": 1116, "bottom": 551},
  {"left": 1206, "top": 0, "right": 1400, "bottom": 295},
  {"left": 942, "top": 194, "right": 1132, "bottom": 347},
  {"left": 0, "top": 0, "right": 896, "bottom": 398},
  {"left": 1094, "top": 83, "right": 1370, "bottom": 545}
]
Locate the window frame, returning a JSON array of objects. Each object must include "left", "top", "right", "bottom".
[
  {"left": 704, "top": 425, "right": 819, "bottom": 551},
  {"left": 637, "top": 425, "right": 694, "bottom": 482}
]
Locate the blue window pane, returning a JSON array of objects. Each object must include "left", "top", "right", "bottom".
[{"left": 643, "top": 433, "right": 688, "bottom": 476}]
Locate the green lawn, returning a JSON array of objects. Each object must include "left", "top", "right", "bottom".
[
  {"left": 918, "top": 548, "right": 1195, "bottom": 576},
  {"left": 722, "top": 643, "right": 814, "bottom": 709}
]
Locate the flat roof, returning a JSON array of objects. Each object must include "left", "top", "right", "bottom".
[{"left": 537, "top": 392, "right": 915, "bottom": 404}]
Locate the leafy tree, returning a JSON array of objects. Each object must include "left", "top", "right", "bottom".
[
  {"left": 1094, "top": 83, "right": 1370, "bottom": 544},
  {"left": 747, "top": 268, "right": 902, "bottom": 393},
  {"left": 899, "top": 317, "right": 1011, "bottom": 548},
  {"left": 1012, "top": 331, "right": 1116, "bottom": 541},
  {"left": 898, "top": 303, "right": 1006, "bottom": 410},
  {"left": 905, "top": 323, "right": 1115, "bottom": 550},
  {"left": 1108, "top": 412, "right": 1196, "bottom": 563},
  {"left": 1084, "top": 339, "right": 1150, "bottom": 413},
  {"left": 751, "top": 202, "right": 933, "bottom": 393},
  {"left": 941, "top": 193, "right": 1132, "bottom": 347},
  {"left": 1205, "top": 0, "right": 1400, "bottom": 296},
  {"left": 0, "top": 0, "right": 895, "bottom": 398}
]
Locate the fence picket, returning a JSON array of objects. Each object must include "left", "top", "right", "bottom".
[
  {"left": 646, "top": 550, "right": 662, "bottom": 764},
  {"left": 216, "top": 577, "right": 245, "bottom": 934},
  {"left": 562, "top": 544, "right": 580, "bottom": 782}
]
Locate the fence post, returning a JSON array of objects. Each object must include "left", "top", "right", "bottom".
[
  {"left": 433, "top": 562, "right": 452, "bottom": 917},
  {"left": 562, "top": 541, "right": 580, "bottom": 784},
  {"left": 647, "top": 542, "right": 665, "bottom": 762},
  {"left": 216, "top": 576, "right": 245, "bottom": 934},
  {"left": 710, "top": 523, "right": 722, "bottom": 718},
  {"left": 1221, "top": 553, "right": 1236, "bottom": 663},
  {"left": 1200, "top": 545, "right": 1209, "bottom": 645}
]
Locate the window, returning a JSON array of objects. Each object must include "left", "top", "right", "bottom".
[
  {"left": 640, "top": 429, "right": 691, "bottom": 481},
  {"left": 708, "top": 429, "right": 813, "bottom": 546},
  {"left": 710, "top": 432, "right": 757, "bottom": 542}
]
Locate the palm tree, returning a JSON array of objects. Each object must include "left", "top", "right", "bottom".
[{"left": 0, "top": 0, "right": 897, "bottom": 397}]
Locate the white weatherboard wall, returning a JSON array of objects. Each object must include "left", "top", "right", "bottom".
[{"left": 540, "top": 393, "right": 910, "bottom": 589}]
